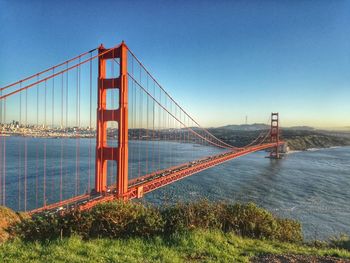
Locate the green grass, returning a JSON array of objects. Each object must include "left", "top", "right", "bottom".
[
  {"left": 1, "top": 229, "right": 349, "bottom": 263},
  {"left": 1, "top": 201, "right": 349, "bottom": 262}
]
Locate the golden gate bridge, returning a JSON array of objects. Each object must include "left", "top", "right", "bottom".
[{"left": 0, "top": 41, "right": 284, "bottom": 214}]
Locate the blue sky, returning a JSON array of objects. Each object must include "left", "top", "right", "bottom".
[{"left": 1, "top": 0, "right": 349, "bottom": 128}]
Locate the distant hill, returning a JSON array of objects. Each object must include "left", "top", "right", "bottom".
[
  {"left": 216, "top": 124, "right": 317, "bottom": 132},
  {"left": 218, "top": 123, "right": 269, "bottom": 131},
  {"left": 285, "top": 126, "right": 315, "bottom": 131},
  {"left": 207, "top": 125, "right": 350, "bottom": 151}
]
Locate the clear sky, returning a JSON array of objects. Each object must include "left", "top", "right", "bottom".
[{"left": 1, "top": 0, "right": 349, "bottom": 129}]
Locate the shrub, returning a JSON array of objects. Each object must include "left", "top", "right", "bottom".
[
  {"left": 275, "top": 218, "right": 303, "bottom": 243},
  {"left": 329, "top": 235, "right": 350, "bottom": 251},
  {"left": 222, "top": 202, "right": 278, "bottom": 239},
  {"left": 59, "top": 209, "right": 93, "bottom": 238},
  {"left": 221, "top": 202, "right": 302, "bottom": 242},
  {"left": 12, "top": 200, "right": 303, "bottom": 243},
  {"left": 162, "top": 200, "right": 224, "bottom": 233},
  {"left": 14, "top": 201, "right": 164, "bottom": 241},
  {"left": 14, "top": 213, "right": 62, "bottom": 241},
  {"left": 89, "top": 201, "right": 164, "bottom": 238}
]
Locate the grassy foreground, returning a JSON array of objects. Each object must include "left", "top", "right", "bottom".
[
  {"left": 1, "top": 201, "right": 350, "bottom": 262},
  {"left": 1, "top": 230, "right": 350, "bottom": 262}
]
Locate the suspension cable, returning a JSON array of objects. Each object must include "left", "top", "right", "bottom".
[
  {"left": 129, "top": 73, "right": 233, "bottom": 150},
  {"left": 0, "top": 44, "right": 121, "bottom": 100},
  {"left": 126, "top": 48, "right": 238, "bottom": 149},
  {"left": 125, "top": 51, "right": 272, "bottom": 150},
  {"left": 0, "top": 48, "right": 98, "bottom": 92}
]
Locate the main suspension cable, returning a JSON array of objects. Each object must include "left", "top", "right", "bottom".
[{"left": 0, "top": 48, "right": 98, "bottom": 92}]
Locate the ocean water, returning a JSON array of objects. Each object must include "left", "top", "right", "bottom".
[
  {"left": 146, "top": 146, "right": 350, "bottom": 240},
  {"left": 0, "top": 137, "right": 349, "bottom": 240}
]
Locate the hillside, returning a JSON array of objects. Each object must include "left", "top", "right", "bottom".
[
  {"left": 207, "top": 126, "right": 350, "bottom": 151},
  {"left": 217, "top": 123, "right": 270, "bottom": 131},
  {"left": 0, "top": 201, "right": 350, "bottom": 262},
  {"left": 282, "top": 131, "right": 350, "bottom": 151}
]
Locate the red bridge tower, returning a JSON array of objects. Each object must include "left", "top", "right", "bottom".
[
  {"left": 270, "top": 112, "right": 280, "bottom": 159},
  {"left": 95, "top": 42, "right": 129, "bottom": 198}
]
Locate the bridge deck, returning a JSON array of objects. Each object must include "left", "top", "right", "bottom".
[{"left": 30, "top": 142, "right": 284, "bottom": 214}]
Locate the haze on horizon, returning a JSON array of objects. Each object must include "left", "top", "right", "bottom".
[{"left": 0, "top": 1, "right": 349, "bottom": 129}]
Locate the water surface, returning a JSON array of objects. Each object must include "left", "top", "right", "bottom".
[{"left": 1, "top": 137, "right": 349, "bottom": 240}]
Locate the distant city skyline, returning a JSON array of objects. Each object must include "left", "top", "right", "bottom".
[{"left": 1, "top": 0, "right": 349, "bottom": 129}]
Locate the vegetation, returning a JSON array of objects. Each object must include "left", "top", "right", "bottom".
[
  {"left": 0, "top": 201, "right": 349, "bottom": 262},
  {"left": 329, "top": 235, "right": 350, "bottom": 251},
  {"left": 1, "top": 230, "right": 350, "bottom": 262},
  {"left": 208, "top": 127, "right": 350, "bottom": 151},
  {"left": 12, "top": 201, "right": 302, "bottom": 243},
  {"left": 0, "top": 206, "right": 22, "bottom": 243},
  {"left": 284, "top": 133, "right": 350, "bottom": 151}
]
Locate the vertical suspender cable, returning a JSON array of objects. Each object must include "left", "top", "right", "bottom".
[
  {"left": 146, "top": 75, "right": 149, "bottom": 174},
  {"left": 35, "top": 76, "right": 39, "bottom": 208},
  {"left": 158, "top": 89, "right": 161, "bottom": 171},
  {"left": 2, "top": 96, "right": 6, "bottom": 205},
  {"left": 51, "top": 69, "right": 55, "bottom": 202},
  {"left": 75, "top": 64, "right": 78, "bottom": 196},
  {"left": 43, "top": 80, "right": 47, "bottom": 207},
  {"left": 133, "top": 59, "right": 137, "bottom": 179},
  {"left": 138, "top": 67, "right": 142, "bottom": 177},
  {"left": 130, "top": 55, "right": 133, "bottom": 181},
  {"left": 88, "top": 52, "right": 92, "bottom": 193},
  {"left": 18, "top": 84, "right": 22, "bottom": 210},
  {"left": 158, "top": 88, "right": 161, "bottom": 171},
  {"left": 24, "top": 87, "right": 28, "bottom": 211},
  {"left": 0, "top": 88, "right": 2, "bottom": 205},
  {"left": 65, "top": 62, "right": 69, "bottom": 199},
  {"left": 77, "top": 58, "right": 81, "bottom": 195},
  {"left": 60, "top": 72, "right": 64, "bottom": 202},
  {"left": 152, "top": 81, "right": 155, "bottom": 173},
  {"left": 165, "top": 94, "right": 167, "bottom": 165},
  {"left": 169, "top": 102, "right": 172, "bottom": 167}
]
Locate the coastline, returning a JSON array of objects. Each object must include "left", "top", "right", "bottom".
[{"left": 2, "top": 133, "right": 350, "bottom": 153}]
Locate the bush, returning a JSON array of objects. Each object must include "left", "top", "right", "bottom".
[
  {"left": 89, "top": 201, "right": 164, "bottom": 238},
  {"left": 14, "top": 213, "right": 62, "bottom": 241},
  {"left": 162, "top": 200, "right": 224, "bottom": 233},
  {"left": 59, "top": 209, "right": 93, "bottom": 238},
  {"left": 12, "top": 211, "right": 87, "bottom": 241},
  {"left": 220, "top": 202, "right": 302, "bottom": 242},
  {"left": 12, "top": 200, "right": 303, "bottom": 243},
  {"left": 329, "top": 235, "right": 350, "bottom": 251},
  {"left": 14, "top": 201, "right": 164, "bottom": 241},
  {"left": 275, "top": 218, "right": 303, "bottom": 243},
  {"left": 222, "top": 202, "right": 278, "bottom": 239}
]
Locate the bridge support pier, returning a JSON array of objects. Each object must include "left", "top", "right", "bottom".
[{"left": 95, "top": 42, "right": 129, "bottom": 199}]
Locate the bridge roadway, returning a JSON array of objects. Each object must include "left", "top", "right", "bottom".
[{"left": 29, "top": 142, "right": 284, "bottom": 214}]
